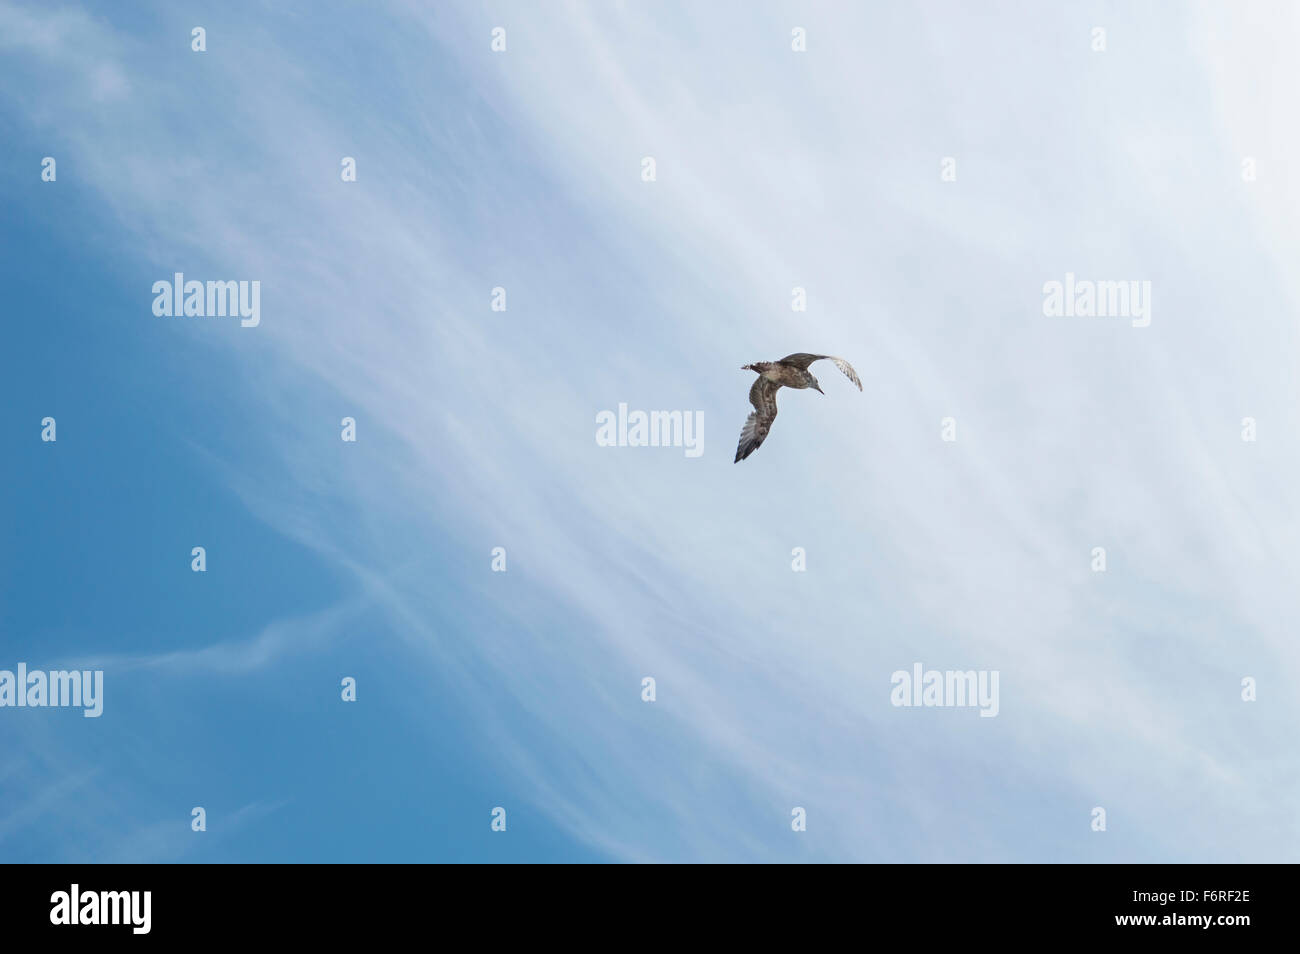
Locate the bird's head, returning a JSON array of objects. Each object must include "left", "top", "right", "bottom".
[{"left": 811, "top": 376, "right": 824, "bottom": 394}]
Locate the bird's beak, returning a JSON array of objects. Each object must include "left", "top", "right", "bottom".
[{"left": 815, "top": 385, "right": 824, "bottom": 394}]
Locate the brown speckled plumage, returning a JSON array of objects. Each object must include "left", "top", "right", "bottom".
[{"left": 734, "top": 353, "right": 862, "bottom": 462}]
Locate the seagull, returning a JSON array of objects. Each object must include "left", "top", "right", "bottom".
[{"left": 734, "top": 353, "right": 862, "bottom": 462}]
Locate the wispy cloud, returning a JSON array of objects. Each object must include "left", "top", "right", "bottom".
[{"left": 64, "top": 601, "right": 363, "bottom": 676}]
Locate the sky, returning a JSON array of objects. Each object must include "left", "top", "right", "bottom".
[{"left": 1, "top": 0, "right": 1298, "bottom": 863}]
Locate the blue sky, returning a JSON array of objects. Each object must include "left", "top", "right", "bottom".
[{"left": 1, "top": 1, "right": 1298, "bottom": 862}]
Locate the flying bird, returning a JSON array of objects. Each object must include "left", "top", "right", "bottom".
[{"left": 734, "top": 353, "right": 862, "bottom": 462}]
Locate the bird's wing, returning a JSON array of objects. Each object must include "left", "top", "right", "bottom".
[
  {"left": 824, "top": 356, "right": 862, "bottom": 390},
  {"left": 735, "top": 377, "right": 780, "bottom": 462},
  {"left": 778, "top": 352, "right": 825, "bottom": 369},
  {"left": 779, "top": 353, "right": 863, "bottom": 391}
]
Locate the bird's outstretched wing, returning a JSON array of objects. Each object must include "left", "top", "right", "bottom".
[
  {"left": 735, "top": 377, "right": 780, "bottom": 462},
  {"left": 779, "top": 353, "right": 863, "bottom": 391}
]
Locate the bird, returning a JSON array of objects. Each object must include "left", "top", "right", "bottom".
[{"left": 734, "top": 353, "right": 862, "bottom": 462}]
